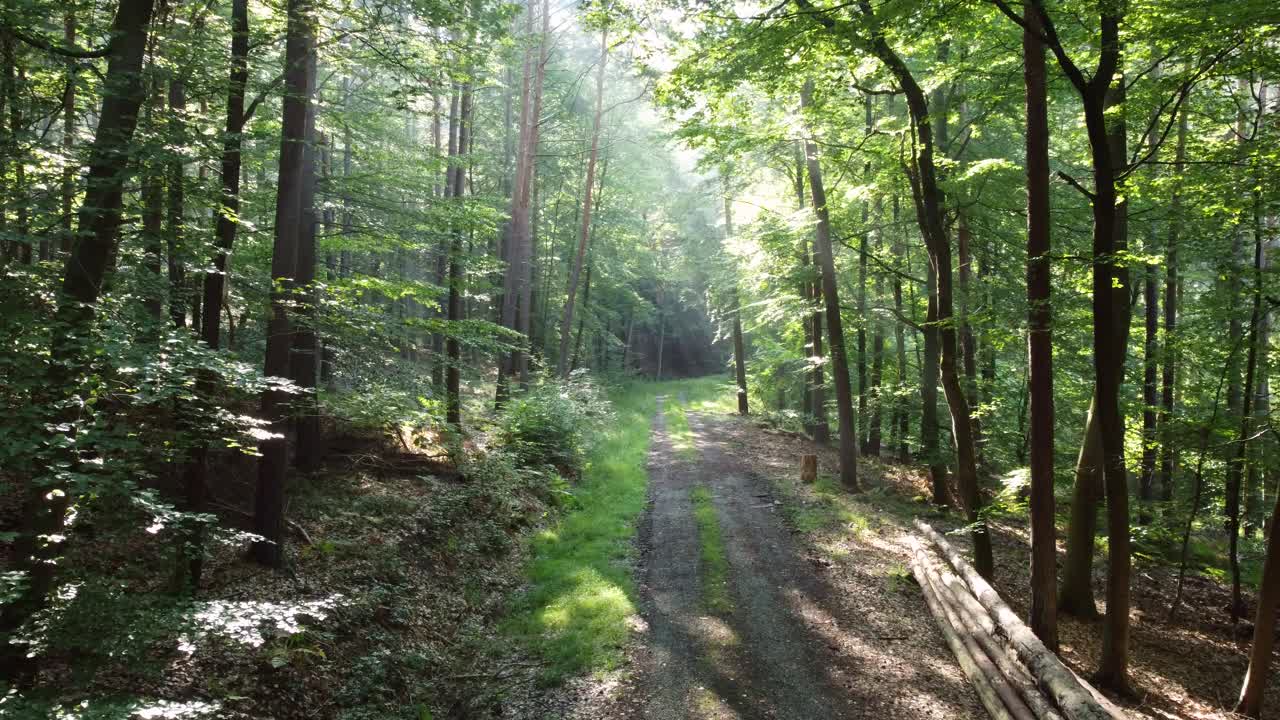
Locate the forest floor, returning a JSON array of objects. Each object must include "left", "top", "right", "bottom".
[
  {"left": 16, "top": 379, "right": 1280, "bottom": 719},
  {"left": 510, "top": 383, "right": 1280, "bottom": 720}
]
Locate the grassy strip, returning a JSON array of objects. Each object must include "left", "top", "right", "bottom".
[
  {"left": 504, "top": 382, "right": 656, "bottom": 681},
  {"left": 690, "top": 484, "right": 733, "bottom": 615}
]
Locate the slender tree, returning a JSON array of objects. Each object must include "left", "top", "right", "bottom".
[
  {"left": 801, "top": 78, "right": 858, "bottom": 491},
  {"left": 1022, "top": 0, "right": 1057, "bottom": 651},
  {"left": 557, "top": 27, "right": 608, "bottom": 379}
]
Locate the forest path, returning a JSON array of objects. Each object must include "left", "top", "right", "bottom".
[{"left": 617, "top": 396, "right": 922, "bottom": 719}]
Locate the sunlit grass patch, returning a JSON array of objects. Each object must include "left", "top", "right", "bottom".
[
  {"left": 783, "top": 475, "right": 871, "bottom": 536},
  {"left": 691, "top": 485, "right": 733, "bottom": 615},
  {"left": 666, "top": 401, "right": 698, "bottom": 461},
  {"left": 674, "top": 375, "right": 740, "bottom": 415},
  {"left": 504, "top": 382, "right": 656, "bottom": 682}
]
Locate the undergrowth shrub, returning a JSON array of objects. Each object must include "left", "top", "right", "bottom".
[{"left": 496, "top": 372, "right": 612, "bottom": 475}]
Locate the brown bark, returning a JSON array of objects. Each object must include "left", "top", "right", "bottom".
[
  {"left": 252, "top": 0, "right": 313, "bottom": 569},
  {"left": 725, "top": 193, "right": 749, "bottom": 415},
  {"left": 1237, "top": 487, "right": 1280, "bottom": 717},
  {"left": 292, "top": 43, "right": 321, "bottom": 471},
  {"left": 892, "top": 190, "right": 910, "bottom": 463},
  {"left": 796, "top": 140, "right": 829, "bottom": 443},
  {"left": 1023, "top": 2, "right": 1057, "bottom": 651},
  {"left": 801, "top": 79, "right": 859, "bottom": 491}
]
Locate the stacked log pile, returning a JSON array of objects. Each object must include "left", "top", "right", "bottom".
[{"left": 911, "top": 519, "right": 1125, "bottom": 720}]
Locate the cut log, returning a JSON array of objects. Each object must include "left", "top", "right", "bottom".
[
  {"left": 913, "top": 541, "right": 1065, "bottom": 720},
  {"left": 916, "top": 519, "right": 1121, "bottom": 720},
  {"left": 800, "top": 454, "right": 818, "bottom": 484},
  {"left": 910, "top": 548, "right": 1019, "bottom": 720}
]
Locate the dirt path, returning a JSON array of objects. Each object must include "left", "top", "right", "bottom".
[{"left": 619, "top": 398, "right": 984, "bottom": 719}]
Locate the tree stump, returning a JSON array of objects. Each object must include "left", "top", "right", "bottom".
[{"left": 800, "top": 454, "right": 818, "bottom": 484}]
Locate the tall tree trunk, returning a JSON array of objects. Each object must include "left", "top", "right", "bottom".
[
  {"left": 434, "top": 88, "right": 458, "bottom": 390},
  {"left": 838, "top": 4, "right": 991, "bottom": 576},
  {"left": 557, "top": 28, "right": 608, "bottom": 379},
  {"left": 892, "top": 191, "right": 910, "bottom": 463},
  {"left": 446, "top": 67, "right": 473, "bottom": 428},
  {"left": 796, "top": 141, "right": 829, "bottom": 443},
  {"left": 292, "top": 43, "right": 321, "bottom": 472},
  {"left": 1158, "top": 107, "right": 1186, "bottom": 501},
  {"left": 167, "top": 78, "right": 187, "bottom": 327},
  {"left": 1055, "top": 38, "right": 1132, "bottom": 652},
  {"left": 252, "top": 0, "right": 312, "bottom": 569},
  {"left": 1, "top": 0, "right": 155, "bottom": 674},
  {"left": 958, "top": 212, "right": 980, "bottom": 456},
  {"left": 1238, "top": 485, "right": 1280, "bottom": 718},
  {"left": 174, "top": 0, "right": 250, "bottom": 595},
  {"left": 857, "top": 98, "right": 871, "bottom": 450},
  {"left": 801, "top": 79, "right": 858, "bottom": 491},
  {"left": 497, "top": 0, "right": 540, "bottom": 402},
  {"left": 868, "top": 264, "right": 884, "bottom": 456},
  {"left": 725, "top": 193, "right": 749, "bottom": 414},
  {"left": 1023, "top": 2, "right": 1057, "bottom": 651},
  {"left": 1139, "top": 258, "right": 1157, "bottom": 524},
  {"left": 1227, "top": 203, "right": 1265, "bottom": 621}
]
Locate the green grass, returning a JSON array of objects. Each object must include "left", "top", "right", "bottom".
[
  {"left": 504, "top": 381, "right": 657, "bottom": 682},
  {"left": 668, "top": 375, "right": 740, "bottom": 415},
  {"left": 784, "top": 474, "right": 873, "bottom": 535},
  {"left": 665, "top": 400, "right": 698, "bottom": 461},
  {"left": 690, "top": 484, "right": 733, "bottom": 614}
]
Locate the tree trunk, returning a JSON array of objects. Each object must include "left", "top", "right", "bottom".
[
  {"left": 857, "top": 14, "right": 991, "bottom": 577},
  {"left": 1023, "top": 2, "right": 1057, "bottom": 651},
  {"left": 292, "top": 43, "right": 321, "bottom": 472},
  {"left": 174, "top": 0, "right": 250, "bottom": 594},
  {"left": 446, "top": 72, "right": 473, "bottom": 428},
  {"left": 557, "top": 28, "right": 608, "bottom": 379},
  {"left": 1158, "top": 107, "right": 1186, "bottom": 501},
  {"left": 252, "top": 0, "right": 312, "bottom": 569},
  {"left": 797, "top": 140, "right": 829, "bottom": 443},
  {"left": 857, "top": 98, "right": 871, "bottom": 450},
  {"left": 167, "top": 78, "right": 187, "bottom": 328},
  {"left": 434, "top": 87, "right": 457, "bottom": 391},
  {"left": 725, "top": 193, "right": 749, "bottom": 414},
  {"left": 893, "top": 191, "right": 910, "bottom": 463},
  {"left": 801, "top": 79, "right": 859, "bottom": 491},
  {"left": 1138, "top": 258, "right": 1157, "bottom": 525},
  {"left": 1237, "top": 487, "right": 1280, "bottom": 718}
]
